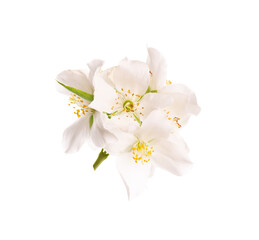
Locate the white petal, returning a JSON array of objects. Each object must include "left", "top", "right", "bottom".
[
  {"left": 87, "top": 59, "right": 103, "bottom": 83},
  {"left": 140, "top": 92, "right": 173, "bottom": 117},
  {"left": 100, "top": 116, "right": 137, "bottom": 154},
  {"left": 113, "top": 58, "right": 150, "bottom": 95},
  {"left": 147, "top": 48, "right": 167, "bottom": 91},
  {"left": 100, "top": 67, "right": 116, "bottom": 88},
  {"left": 90, "top": 112, "right": 117, "bottom": 149},
  {"left": 88, "top": 74, "right": 118, "bottom": 113},
  {"left": 149, "top": 164, "right": 156, "bottom": 178},
  {"left": 56, "top": 69, "right": 93, "bottom": 95},
  {"left": 168, "top": 132, "right": 190, "bottom": 153},
  {"left": 62, "top": 115, "right": 90, "bottom": 153},
  {"left": 152, "top": 137, "right": 192, "bottom": 176},
  {"left": 160, "top": 84, "right": 200, "bottom": 125},
  {"left": 108, "top": 129, "right": 137, "bottom": 154},
  {"left": 135, "top": 110, "right": 171, "bottom": 142},
  {"left": 105, "top": 114, "right": 139, "bottom": 133},
  {"left": 116, "top": 153, "right": 152, "bottom": 199}
]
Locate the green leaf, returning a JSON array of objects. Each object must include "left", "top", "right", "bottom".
[
  {"left": 89, "top": 114, "right": 94, "bottom": 128},
  {"left": 93, "top": 149, "right": 109, "bottom": 170},
  {"left": 133, "top": 113, "right": 142, "bottom": 126},
  {"left": 57, "top": 81, "right": 94, "bottom": 102}
]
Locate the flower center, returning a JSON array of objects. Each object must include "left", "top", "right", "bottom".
[
  {"left": 110, "top": 88, "right": 145, "bottom": 121},
  {"left": 123, "top": 100, "right": 134, "bottom": 112},
  {"left": 132, "top": 140, "right": 154, "bottom": 164},
  {"left": 68, "top": 93, "right": 90, "bottom": 118}
]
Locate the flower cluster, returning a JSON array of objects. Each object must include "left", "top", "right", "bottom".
[{"left": 56, "top": 48, "right": 200, "bottom": 199}]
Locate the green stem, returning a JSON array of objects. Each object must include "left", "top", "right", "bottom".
[{"left": 93, "top": 149, "right": 109, "bottom": 170}]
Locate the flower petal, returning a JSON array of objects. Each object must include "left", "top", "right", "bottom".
[
  {"left": 101, "top": 117, "right": 137, "bottom": 153},
  {"left": 62, "top": 115, "right": 91, "bottom": 153},
  {"left": 56, "top": 69, "right": 93, "bottom": 95},
  {"left": 87, "top": 59, "right": 103, "bottom": 83},
  {"left": 90, "top": 112, "right": 117, "bottom": 149},
  {"left": 113, "top": 58, "right": 150, "bottom": 95},
  {"left": 99, "top": 67, "right": 116, "bottom": 88},
  {"left": 147, "top": 47, "right": 167, "bottom": 91},
  {"left": 116, "top": 153, "right": 152, "bottom": 199},
  {"left": 108, "top": 129, "right": 137, "bottom": 154},
  {"left": 135, "top": 110, "right": 171, "bottom": 142},
  {"left": 152, "top": 137, "right": 192, "bottom": 176},
  {"left": 168, "top": 133, "right": 190, "bottom": 153},
  {"left": 160, "top": 84, "right": 200, "bottom": 125},
  {"left": 88, "top": 74, "right": 118, "bottom": 113},
  {"left": 140, "top": 92, "right": 173, "bottom": 117}
]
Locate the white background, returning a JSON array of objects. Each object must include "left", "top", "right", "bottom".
[{"left": 0, "top": 0, "right": 259, "bottom": 239}]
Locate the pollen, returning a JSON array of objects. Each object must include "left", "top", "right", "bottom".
[
  {"left": 173, "top": 117, "right": 182, "bottom": 128},
  {"left": 166, "top": 80, "right": 172, "bottom": 85},
  {"left": 164, "top": 108, "right": 182, "bottom": 128},
  {"left": 68, "top": 93, "right": 89, "bottom": 118},
  {"left": 132, "top": 140, "right": 154, "bottom": 164}
]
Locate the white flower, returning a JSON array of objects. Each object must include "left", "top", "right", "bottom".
[
  {"left": 88, "top": 58, "right": 172, "bottom": 131},
  {"left": 56, "top": 60, "right": 116, "bottom": 153},
  {"left": 147, "top": 47, "right": 200, "bottom": 128},
  {"left": 55, "top": 48, "right": 200, "bottom": 200},
  {"left": 114, "top": 110, "right": 192, "bottom": 199}
]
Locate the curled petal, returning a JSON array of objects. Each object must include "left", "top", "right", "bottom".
[
  {"left": 87, "top": 59, "right": 103, "bottom": 83},
  {"left": 90, "top": 112, "right": 117, "bottom": 149},
  {"left": 147, "top": 47, "right": 167, "bottom": 91},
  {"left": 160, "top": 84, "right": 200, "bottom": 125},
  {"left": 62, "top": 115, "right": 90, "bottom": 153},
  {"left": 56, "top": 69, "right": 93, "bottom": 95},
  {"left": 99, "top": 67, "right": 116, "bottom": 88},
  {"left": 113, "top": 58, "right": 150, "bottom": 95}
]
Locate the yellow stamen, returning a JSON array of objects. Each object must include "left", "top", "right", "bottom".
[
  {"left": 131, "top": 140, "right": 154, "bottom": 164},
  {"left": 173, "top": 117, "right": 182, "bottom": 128},
  {"left": 68, "top": 93, "right": 89, "bottom": 118}
]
